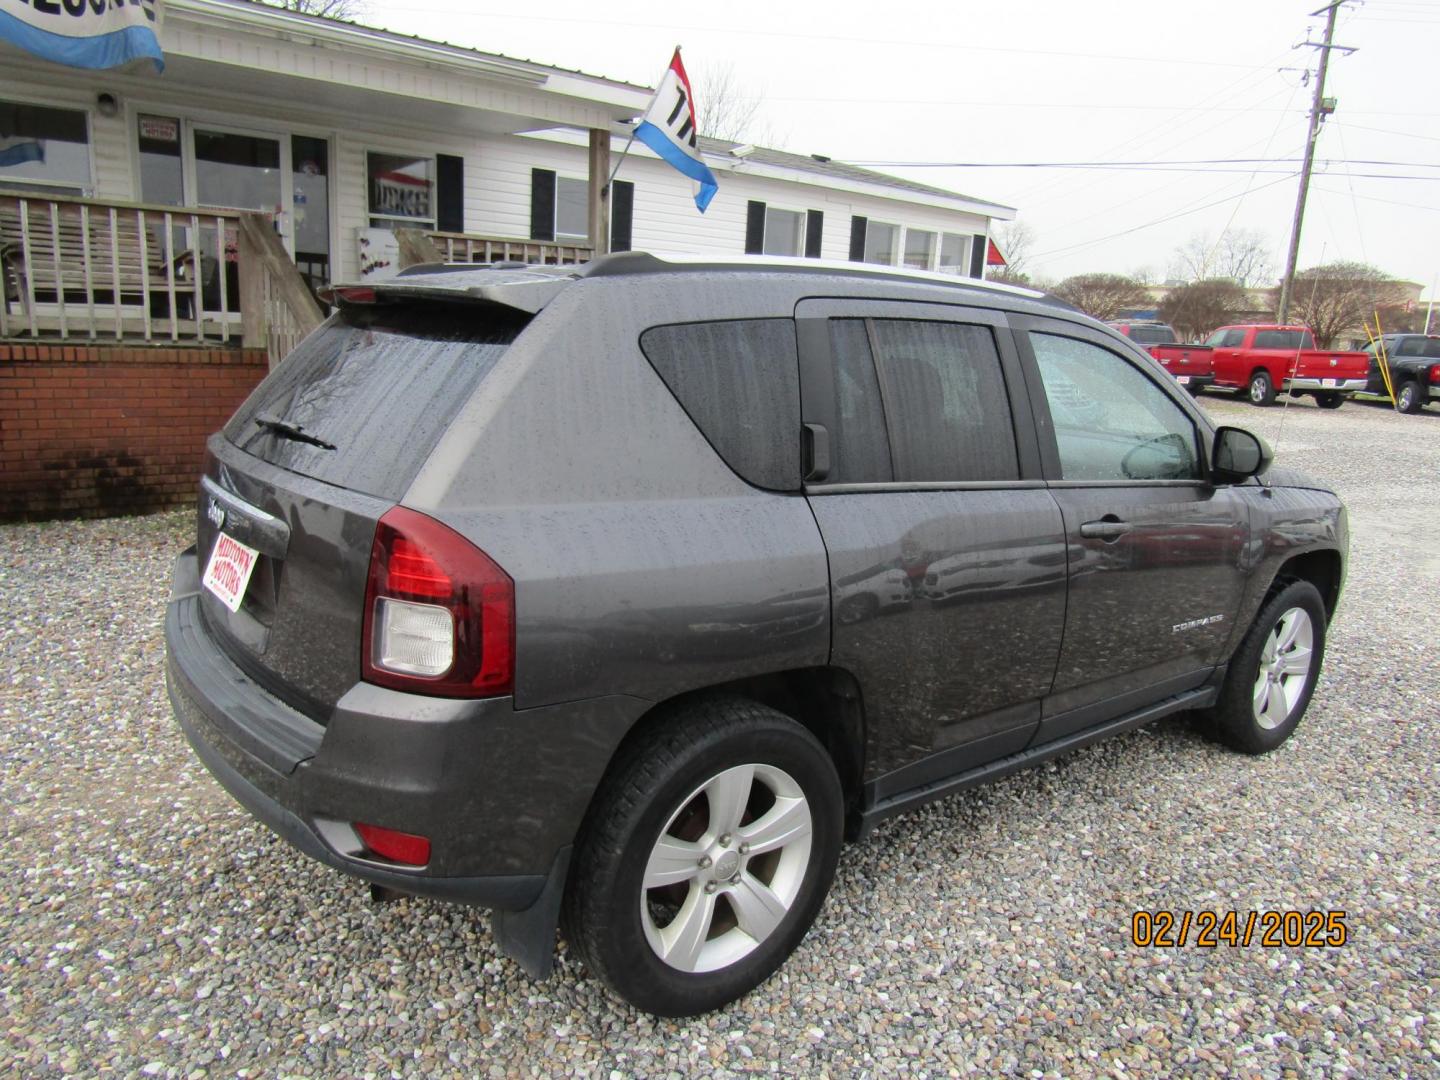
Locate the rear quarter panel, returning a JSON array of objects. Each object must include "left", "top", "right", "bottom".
[{"left": 402, "top": 275, "right": 833, "bottom": 710}]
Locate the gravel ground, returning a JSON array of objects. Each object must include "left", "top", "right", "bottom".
[{"left": 2, "top": 393, "right": 1437, "bottom": 1078}]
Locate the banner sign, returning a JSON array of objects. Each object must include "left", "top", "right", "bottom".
[
  {"left": 0, "top": 0, "right": 164, "bottom": 72},
  {"left": 633, "top": 48, "right": 718, "bottom": 213}
]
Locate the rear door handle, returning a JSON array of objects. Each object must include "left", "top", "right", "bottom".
[
  {"left": 803, "top": 422, "right": 830, "bottom": 482},
  {"left": 1080, "top": 518, "right": 1133, "bottom": 541}
]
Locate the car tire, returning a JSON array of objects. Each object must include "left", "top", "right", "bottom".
[
  {"left": 1203, "top": 580, "right": 1327, "bottom": 755},
  {"left": 1248, "top": 371, "right": 1275, "bottom": 406},
  {"left": 1397, "top": 381, "right": 1423, "bottom": 414},
  {"left": 1313, "top": 392, "right": 1344, "bottom": 409},
  {"left": 564, "top": 696, "right": 843, "bottom": 1016}
]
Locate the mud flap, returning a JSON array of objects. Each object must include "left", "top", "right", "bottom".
[{"left": 491, "top": 846, "right": 571, "bottom": 979}]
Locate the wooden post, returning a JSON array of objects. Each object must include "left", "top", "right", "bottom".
[
  {"left": 237, "top": 216, "right": 269, "bottom": 350},
  {"left": 588, "top": 128, "right": 611, "bottom": 259},
  {"left": 395, "top": 228, "right": 443, "bottom": 268}
]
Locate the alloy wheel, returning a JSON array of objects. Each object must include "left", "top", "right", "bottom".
[
  {"left": 1252, "top": 607, "right": 1315, "bottom": 730},
  {"left": 640, "top": 763, "right": 813, "bottom": 973}
]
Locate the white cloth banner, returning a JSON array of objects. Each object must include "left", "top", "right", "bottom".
[{"left": 0, "top": 0, "right": 164, "bottom": 72}]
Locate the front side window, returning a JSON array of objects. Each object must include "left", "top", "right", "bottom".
[
  {"left": 763, "top": 207, "right": 805, "bottom": 257},
  {"left": 0, "top": 100, "right": 90, "bottom": 194},
  {"left": 1205, "top": 328, "right": 1247, "bottom": 347},
  {"left": 863, "top": 221, "right": 898, "bottom": 265},
  {"left": 367, "top": 151, "right": 434, "bottom": 229},
  {"left": 903, "top": 229, "right": 935, "bottom": 270},
  {"left": 1030, "top": 333, "right": 1201, "bottom": 482}
]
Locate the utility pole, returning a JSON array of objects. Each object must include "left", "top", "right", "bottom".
[{"left": 1276, "top": 1, "right": 1356, "bottom": 324}]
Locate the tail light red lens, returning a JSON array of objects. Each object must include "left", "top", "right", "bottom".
[
  {"left": 354, "top": 822, "right": 431, "bottom": 866},
  {"left": 1429, "top": 365, "right": 1440, "bottom": 385},
  {"left": 362, "top": 506, "right": 514, "bottom": 697}
]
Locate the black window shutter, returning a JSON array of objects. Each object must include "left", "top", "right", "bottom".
[
  {"left": 610, "top": 180, "right": 634, "bottom": 252},
  {"left": 804, "top": 210, "right": 824, "bottom": 258},
  {"left": 436, "top": 154, "right": 464, "bottom": 233},
  {"left": 530, "top": 169, "right": 556, "bottom": 242},
  {"left": 744, "top": 200, "right": 766, "bottom": 254},
  {"left": 969, "top": 234, "right": 986, "bottom": 278},
  {"left": 849, "top": 216, "right": 868, "bottom": 261}
]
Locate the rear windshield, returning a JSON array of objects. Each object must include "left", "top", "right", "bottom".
[
  {"left": 225, "top": 303, "right": 527, "bottom": 499},
  {"left": 1128, "top": 325, "right": 1176, "bottom": 345}
]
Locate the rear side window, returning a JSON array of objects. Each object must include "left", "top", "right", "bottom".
[
  {"left": 1397, "top": 337, "right": 1440, "bottom": 358},
  {"left": 225, "top": 303, "right": 526, "bottom": 499},
  {"left": 640, "top": 319, "right": 801, "bottom": 491},
  {"left": 869, "top": 320, "right": 1019, "bottom": 483},
  {"left": 1253, "top": 330, "right": 1309, "bottom": 350},
  {"left": 823, "top": 318, "right": 1019, "bottom": 484}
]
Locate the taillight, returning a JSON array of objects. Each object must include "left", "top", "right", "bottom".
[
  {"left": 362, "top": 506, "right": 514, "bottom": 697},
  {"left": 1429, "top": 365, "right": 1440, "bottom": 385}
]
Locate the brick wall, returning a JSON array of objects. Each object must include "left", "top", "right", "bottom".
[{"left": 0, "top": 343, "right": 268, "bottom": 521}]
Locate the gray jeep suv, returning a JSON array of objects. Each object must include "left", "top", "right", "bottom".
[{"left": 165, "top": 253, "right": 1347, "bottom": 1016}]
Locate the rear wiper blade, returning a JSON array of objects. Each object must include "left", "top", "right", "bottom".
[{"left": 254, "top": 413, "right": 336, "bottom": 450}]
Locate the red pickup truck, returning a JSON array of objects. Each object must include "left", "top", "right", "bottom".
[
  {"left": 1107, "top": 320, "right": 1216, "bottom": 394},
  {"left": 1149, "top": 324, "right": 1369, "bottom": 407}
]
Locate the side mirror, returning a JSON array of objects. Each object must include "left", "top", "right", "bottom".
[{"left": 1211, "top": 426, "right": 1273, "bottom": 483}]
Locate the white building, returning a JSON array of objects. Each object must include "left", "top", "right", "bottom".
[{"left": 1, "top": 0, "right": 1012, "bottom": 352}]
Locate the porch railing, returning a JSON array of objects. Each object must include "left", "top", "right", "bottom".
[
  {"left": 1, "top": 193, "right": 324, "bottom": 365},
  {"left": 1, "top": 192, "right": 244, "bottom": 344},
  {"left": 2, "top": 192, "right": 592, "bottom": 364},
  {"left": 422, "top": 229, "right": 592, "bottom": 266}
]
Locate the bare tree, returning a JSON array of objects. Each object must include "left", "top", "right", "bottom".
[
  {"left": 987, "top": 221, "right": 1036, "bottom": 284},
  {"left": 1169, "top": 229, "right": 1275, "bottom": 288},
  {"left": 1281, "top": 262, "right": 1405, "bottom": 348},
  {"left": 1051, "top": 273, "right": 1151, "bottom": 322},
  {"left": 692, "top": 63, "right": 775, "bottom": 145},
  {"left": 262, "top": 0, "right": 365, "bottom": 19},
  {"left": 1158, "top": 279, "right": 1250, "bottom": 342}
]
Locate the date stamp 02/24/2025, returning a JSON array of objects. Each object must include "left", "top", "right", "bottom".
[{"left": 1131, "top": 910, "right": 1349, "bottom": 949}]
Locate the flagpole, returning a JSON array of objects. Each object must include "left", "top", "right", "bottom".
[{"left": 605, "top": 45, "right": 682, "bottom": 194}]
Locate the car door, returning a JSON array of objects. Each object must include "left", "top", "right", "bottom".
[
  {"left": 796, "top": 298, "right": 1069, "bottom": 798},
  {"left": 1012, "top": 316, "right": 1252, "bottom": 743}
]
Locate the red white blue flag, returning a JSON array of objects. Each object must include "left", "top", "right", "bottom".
[{"left": 633, "top": 49, "right": 718, "bottom": 213}]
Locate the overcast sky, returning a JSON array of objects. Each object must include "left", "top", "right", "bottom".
[{"left": 366, "top": 0, "right": 1437, "bottom": 295}]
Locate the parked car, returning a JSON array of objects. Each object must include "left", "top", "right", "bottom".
[
  {"left": 166, "top": 254, "right": 1348, "bottom": 1017},
  {"left": 1360, "top": 333, "right": 1440, "bottom": 413},
  {"left": 1159, "top": 324, "right": 1369, "bottom": 407}
]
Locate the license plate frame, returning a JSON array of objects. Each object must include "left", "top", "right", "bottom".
[{"left": 202, "top": 532, "right": 260, "bottom": 613}]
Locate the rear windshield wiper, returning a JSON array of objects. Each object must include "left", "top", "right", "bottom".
[{"left": 254, "top": 413, "right": 336, "bottom": 451}]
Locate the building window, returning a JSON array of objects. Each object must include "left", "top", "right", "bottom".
[
  {"left": 367, "top": 151, "right": 435, "bottom": 229},
  {"left": 903, "top": 228, "right": 935, "bottom": 270},
  {"left": 555, "top": 176, "right": 588, "bottom": 240},
  {"left": 763, "top": 207, "right": 806, "bottom": 256},
  {"left": 0, "top": 100, "right": 91, "bottom": 195},
  {"left": 939, "top": 233, "right": 970, "bottom": 275},
  {"left": 863, "top": 221, "right": 898, "bottom": 265}
]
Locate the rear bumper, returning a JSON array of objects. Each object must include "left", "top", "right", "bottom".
[
  {"left": 1284, "top": 377, "right": 1366, "bottom": 393},
  {"left": 165, "top": 548, "right": 644, "bottom": 910},
  {"left": 1172, "top": 373, "right": 1214, "bottom": 389}
]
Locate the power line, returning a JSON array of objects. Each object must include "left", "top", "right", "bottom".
[
  {"left": 1030, "top": 173, "right": 1299, "bottom": 261},
  {"left": 847, "top": 157, "right": 1440, "bottom": 170}
]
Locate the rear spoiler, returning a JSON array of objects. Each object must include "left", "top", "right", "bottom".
[{"left": 319, "top": 266, "right": 578, "bottom": 316}]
